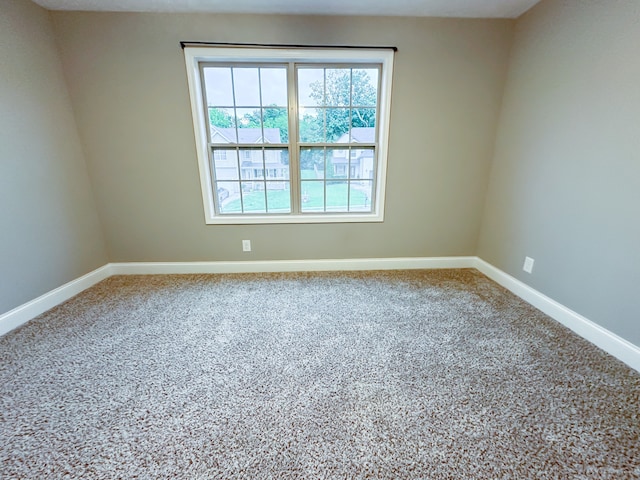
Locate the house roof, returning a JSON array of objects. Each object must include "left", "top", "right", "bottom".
[
  {"left": 351, "top": 127, "right": 375, "bottom": 143},
  {"left": 335, "top": 127, "right": 375, "bottom": 144},
  {"left": 211, "top": 126, "right": 281, "bottom": 144}
]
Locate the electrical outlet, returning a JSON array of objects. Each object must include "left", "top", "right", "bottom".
[
  {"left": 523, "top": 256, "right": 534, "bottom": 274},
  {"left": 242, "top": 240, "right": 251, "bottom": 252}
]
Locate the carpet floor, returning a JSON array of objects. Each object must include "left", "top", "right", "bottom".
[{"left": 0, "top": 269, "right": 638, "bottom": 479}]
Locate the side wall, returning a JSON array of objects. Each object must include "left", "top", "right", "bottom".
[
  {"left": 0, "top": 0, "right": 108, "bottom": 314},
  {"left": 479, "top": 0, "right": 640, "bottom": 346},
  {"left": 51, "top": 12, "right": 513, "bottom": 262}
]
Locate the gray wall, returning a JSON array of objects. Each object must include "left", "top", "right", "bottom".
[
  {"left": 478, "top": 0, "right": 640, "bottom": 345},
  {"left": 0, "top": 0, "right": 108, "bottom": 314},
  {"left": 50, "top": 12, "right": 513, "bottom": 262}
]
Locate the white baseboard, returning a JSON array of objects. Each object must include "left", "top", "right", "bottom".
[
  {"left": 109, "top": 256, "right": 477, "bottom": 275},
  {"left": 0, "top": 265, "right": 113, "bottom": 337},
  {"left": 3, "top": 257, "right": 638, "bottom": 374},
  {"left": 474, "top": 258, "right": 640, "bottom": 373},
  {"left": 0, "top": 257, "right": 473, "bottom": 337}
]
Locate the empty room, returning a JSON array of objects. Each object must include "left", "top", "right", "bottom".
[{"left": 1, "top": 0, "right": 639, "bottom": 477}]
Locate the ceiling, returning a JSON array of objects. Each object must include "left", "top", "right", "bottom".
[{"left": 31, "top": 0, "right": 541, "bottom": 18}]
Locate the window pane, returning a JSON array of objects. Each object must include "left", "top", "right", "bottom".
[
  {"left": 261, "top": 68, "right": 288, "bottom": 107},
  {"left": 209, "top": 108, "right": 237, "bottom": 143},
  {"left": 262, "top": 108, "right": 288, "bottom": 143},
  {"left": 203, "top": 67, "right": 234, "bottom": 106},
  {"left": 188, "top": 48, "right": 391, "bottom": 222},
  {"left": 297, "top": 68, "right": 324, "bottom": 106},
  {"left": 325, "top": 108, "right": 350, "bottom": 143},
  {"left": 349, "top": 180, "right": 373, "bottom": 212},
  {"left": 216, "top": 181, "right": 239, "bottom": 214},
  {"left": 266, "top": 182, "right": 291, "bottom": 213},
  {"left": 238, "top": 148, "right": 263, "bottom": 179},
  {"left": 264, "top": 148, "right": 289, "bottom": 180},
  {"left": 325, "top": 69, "right": 351, "bottom": 106},
  {"left": 352, "top": 69, "right": 378, "bottom": 107},
  {"left": 233, "top": 67, "right": 261, "bottom": 107},
  {"left": 241, "top": 183, "right": 267, "bottom": 213},
  {"left": 349, "top": 147, "right": 375, "bottom": 180},
  {"left": 326, "top": 180, "right": 348, "bottom": 212},
  {"left": 351, "top": 109, "right": 376, "bottom": 131},
  {"left": 326, "top": 147, "right": 346, "bottom": 179},
  {"left": 301, "top": 180, "right": 325, "bottom": 212},
  {"left": 212, "top": 149, "right": 239, "bottom": 180},
  {"left": 235, "top": 108, "right": 262, "bottom": 143},
  {"left": 300, "top": 147, "right": 325, "bottom": 180},
  {"left": 299, "top": 108, "right": 324, "bottom": 143}
]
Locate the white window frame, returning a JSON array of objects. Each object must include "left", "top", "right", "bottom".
[{"left": 183, "top": 46, "right": 394, "bottom": 225}]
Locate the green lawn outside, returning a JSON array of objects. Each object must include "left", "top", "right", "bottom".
[{"left": 221, "top": 177, "right": 371, "bottom": 214}]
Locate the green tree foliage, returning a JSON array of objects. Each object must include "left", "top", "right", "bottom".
[
  {"left": 299, "top": 69, "right": 377, "bottom": 174},
  {"left": 210, "top": 106, "right": 289, "bottom": 143},
  {"left": 237, "top": 107, "right": 289, "bottom": 143},
  {"left": 263, "top": 108, "right": 289, "bottom": 143},
  {"left": 209, "top": 108, "right": 233, "bottom": 128},
  {"left": 299, "top": 148, "right": 324, "bottom": 175},
  {"left": 305, "top": 69, "right": 377, "bottom": 143}
]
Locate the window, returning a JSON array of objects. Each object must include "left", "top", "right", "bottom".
[
  {"left": 213, "top": 150, "right": 227, "bottom": 161},
  {"left": 183, "top": 46, "right": 394, "bottom": 224}
]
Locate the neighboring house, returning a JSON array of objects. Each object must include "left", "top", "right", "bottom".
[
  {"left": 210, "top": 126, "right": 288, "bottom": 196},
  {"left": 210, "top": 125, "right": 374, "bottom": 200},
  {"left": 331, "top": 127, "right": 375, "bottom": 179}
]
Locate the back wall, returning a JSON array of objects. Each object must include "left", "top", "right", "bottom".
[{"left": 51, "top": 12, "right": 513, "bottom": 262}]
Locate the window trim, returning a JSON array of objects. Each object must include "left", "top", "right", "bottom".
[{"left": 183, "top": 46, "right": 394, "bottom": 224}]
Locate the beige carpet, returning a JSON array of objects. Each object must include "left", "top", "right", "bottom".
[{"left": 1, "top": 269, "right": 638, "bottom": 479}]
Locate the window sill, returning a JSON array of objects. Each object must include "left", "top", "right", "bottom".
[{"left": 204, "top": 212, "right": 384, "bottom": 225}]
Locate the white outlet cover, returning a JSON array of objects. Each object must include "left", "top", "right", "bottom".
[
  {"left": 523, "top": 256, "right": 534, "bottom": 273},
  {"left": 242, "top": 240, "right": 251, "bottom": 252}
]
